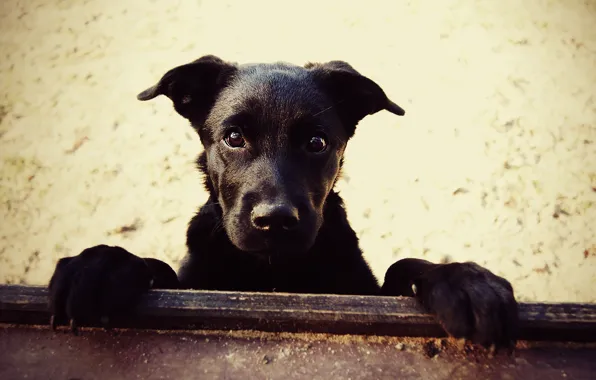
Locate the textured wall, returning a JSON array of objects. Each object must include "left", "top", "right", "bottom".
[{"left": 1, "top": 0, "right": 595, "bottom": 302}]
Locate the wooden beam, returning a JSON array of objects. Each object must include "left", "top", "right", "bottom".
[{"left": 1, "top": 285, "right": 595, "bottom": 342}]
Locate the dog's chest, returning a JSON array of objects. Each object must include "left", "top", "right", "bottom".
[{"left": 211, "top": 254, "right": 327, "bottom": 294}]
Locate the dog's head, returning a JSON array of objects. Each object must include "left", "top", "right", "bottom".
[{"left": 138, "top": 55, "right": 404, "bottom": 254}]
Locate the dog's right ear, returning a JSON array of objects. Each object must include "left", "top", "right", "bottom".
[
  {"left": 137, "top": 55, "right": 237, "bottom": 123},
  {"left": 305, "top": 60, "right": 405, "bottom": 137}
]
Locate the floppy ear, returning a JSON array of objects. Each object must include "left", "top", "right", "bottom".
[
  {"left": 305, "top": 61, "right": 404, "bottom": 136},
  {"left": 137, "top": 55, "right": 237, "bottom": 123}
]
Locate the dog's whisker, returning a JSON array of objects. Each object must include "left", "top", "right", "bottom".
[
  {"left": 210, "top": 219, "right": 224, "bottom": 235},
  {"left": 312, "top": 99, "right": 345, "bottom": 117},
  {"left": 312, "top": 105, "right": 334, "bottom": 117}
]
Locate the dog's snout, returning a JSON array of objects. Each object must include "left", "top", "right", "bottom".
[{"left": 251, "top": 203, "right": 300, "bottom": 231}]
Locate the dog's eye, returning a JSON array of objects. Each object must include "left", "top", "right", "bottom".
[
  {"left": 306, "top": 134, "right": 328, "bottom": 153},
  {"left": 224, "top": 129, "right": 246, "bottom": 148}
]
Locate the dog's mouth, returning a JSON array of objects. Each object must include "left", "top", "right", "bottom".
[
  {"left": 225, "top": 219, "right": 318, "bottom": 256},
  {"left": 260, "top": 229, "right": 315, "bottom": 253}
]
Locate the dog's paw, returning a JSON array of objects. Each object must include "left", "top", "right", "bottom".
[
  {"left": 413, "top": 262, "right": 518, "bottom": 350},
  {"left": 48, "top": 245, "right": 155, "bottom": 334}
]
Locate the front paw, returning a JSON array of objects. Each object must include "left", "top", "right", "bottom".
[
  {"left": 48, "top": 245, "right": 154, "bottom": 334},
  {"left": 413, "top": 262, "right": 518, "bottom": 350}
]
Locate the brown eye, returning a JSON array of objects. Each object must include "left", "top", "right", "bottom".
[
  {"left": 224, "top": 129, "right": 245, "bottom": 148},
  {"left": 306, "top": 134, "right": 328, "bottom": 153}
]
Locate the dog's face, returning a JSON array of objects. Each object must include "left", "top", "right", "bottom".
[{"left": 138, "top": 55, "right": 404, "bottom": 254}]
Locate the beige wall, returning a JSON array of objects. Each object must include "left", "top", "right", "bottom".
[{"left": 1, "top": 0, "right": 595, "bottom": 302}]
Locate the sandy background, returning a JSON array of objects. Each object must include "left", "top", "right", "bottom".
[{"left": 0, "top": 0, "right": 595, "bottom": 303}]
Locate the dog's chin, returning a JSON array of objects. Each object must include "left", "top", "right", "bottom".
[{"left": 227, "top": 229, "right": 317, "bottom": 257}]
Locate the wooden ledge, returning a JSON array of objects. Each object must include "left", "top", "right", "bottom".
[{"left": 1, "top": 285, "right": 595, "bottom": 342}]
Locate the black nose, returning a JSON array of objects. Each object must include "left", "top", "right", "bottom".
[{"left": 251, "top": 203, "right": 300, "bottom": 231}]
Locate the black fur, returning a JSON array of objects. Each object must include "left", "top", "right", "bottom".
[{"left": 48, "top": 55, "right": 518, "bottom": 350}]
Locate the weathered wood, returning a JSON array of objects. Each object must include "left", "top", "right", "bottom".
[{"left": 1, "top": 285, "right": 595, "bottom": 342}]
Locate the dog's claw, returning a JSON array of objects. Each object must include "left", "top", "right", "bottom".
[{"left": 69, "top": 319, "right": 79, "bottom": 335}]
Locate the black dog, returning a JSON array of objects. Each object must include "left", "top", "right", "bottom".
[{"left": 48, "top": 55, "right": 518, "bottom": 349}]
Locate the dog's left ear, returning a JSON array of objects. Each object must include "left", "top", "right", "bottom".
[
  {"left": 137, "top": 55, "right": 237, "bottom": 124},
  {"left": 305, "top": 61, "right": 404, "bottom": 136}
]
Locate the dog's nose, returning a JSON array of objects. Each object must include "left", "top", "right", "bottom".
[{"left": 251, "top": 203, "right": 300, "bottom": 231}]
